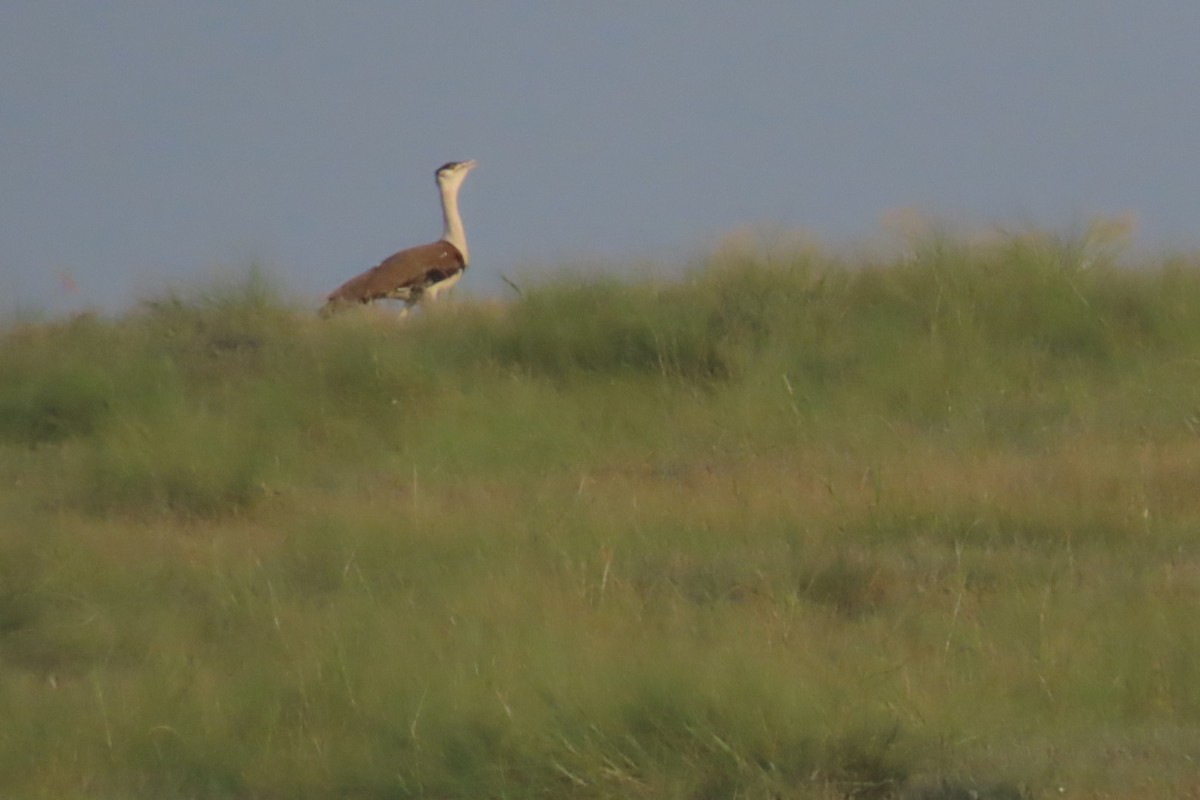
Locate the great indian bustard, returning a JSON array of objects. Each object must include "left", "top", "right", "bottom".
[{"left": 320, "top": 159, "right": 477, "bottom": 317}]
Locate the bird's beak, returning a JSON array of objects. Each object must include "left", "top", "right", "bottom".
[{"left": 463, "top": 159, "right": 478, "bottom": 171}]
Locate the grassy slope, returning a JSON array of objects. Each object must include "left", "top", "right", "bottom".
[{"left": 2, "top": 238, "right": 1200, "bottom": 799}]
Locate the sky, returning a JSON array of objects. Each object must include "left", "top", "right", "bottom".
[{"left": 3, "top": 3, "right": 1199, "bottom": 315}]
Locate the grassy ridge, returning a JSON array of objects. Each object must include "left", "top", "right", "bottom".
[{"left": 2, "top": 237, "right": 1200, "bottom": 798}]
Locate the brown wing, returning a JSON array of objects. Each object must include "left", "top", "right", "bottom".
[{"left": 321, "top": 240, "right": 465, "bottom": 315}]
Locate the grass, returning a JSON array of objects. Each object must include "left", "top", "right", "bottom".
[{"left": 2, "top": 234, "right": 1200, "bottom": 798}]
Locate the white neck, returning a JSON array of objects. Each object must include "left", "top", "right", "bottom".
[{"left": 439, "top": 178, "right": 469, "bottom": 264}]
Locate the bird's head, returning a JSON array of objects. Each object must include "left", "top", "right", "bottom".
[{"left": 435, "top": 159, "right": 477, "bottom": 188}]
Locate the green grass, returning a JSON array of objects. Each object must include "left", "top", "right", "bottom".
[{"left": 2, "top": 236, "right": 1200, "bottom": 798}]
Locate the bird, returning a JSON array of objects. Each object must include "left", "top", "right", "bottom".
[{"left": 320, "top": 159, "right": 478, "bottom": 317}]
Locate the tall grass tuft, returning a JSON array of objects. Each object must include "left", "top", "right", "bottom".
[
  {"left": 0, "top": 316, "right": 122, "bottom": 444},
  {"left": 489, "top": 278, "right": 733, "bottom": 382}
]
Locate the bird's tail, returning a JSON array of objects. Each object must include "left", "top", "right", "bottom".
[{"left": 318, "top": 297, "right": 344, "bottom": 318}]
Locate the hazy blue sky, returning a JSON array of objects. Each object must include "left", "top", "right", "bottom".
[{"left": 3, "top": 3, "right": 1199, "bottom": 315}]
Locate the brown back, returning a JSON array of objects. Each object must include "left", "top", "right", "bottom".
[{"left": 322, "top": 240, "right": 465, "bottom": 313}]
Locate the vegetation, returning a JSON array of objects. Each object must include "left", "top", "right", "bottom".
[{"left": 2, "top": 232, "right": 1200, "bottom": 798}]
